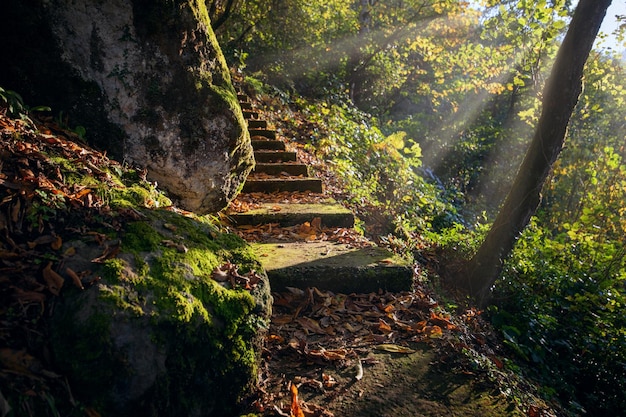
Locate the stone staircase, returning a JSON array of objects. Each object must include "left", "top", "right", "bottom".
[{"left": 228, "top": 92, "right": 413, "bottom": 294}]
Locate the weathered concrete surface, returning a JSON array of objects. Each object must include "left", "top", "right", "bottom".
[
  {"left": 230, "top": 202, "right": 355, "bottom": 227},
  {"left": 0, "top": 0, "right": 253, "bottom": 213},
  {"left": 254, "top": 241, "right": 413, "bottom": 293}
]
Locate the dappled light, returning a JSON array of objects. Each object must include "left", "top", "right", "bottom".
[{"left": 1, "top": 0, "right": 625, "bottom": 415}]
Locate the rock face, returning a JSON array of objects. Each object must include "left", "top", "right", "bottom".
[
  {"left": 0, "top": 0, "right": 253, "bottom": 213},
  {"left": 50, "top": 211, "right": 272, "bottom": 416}
]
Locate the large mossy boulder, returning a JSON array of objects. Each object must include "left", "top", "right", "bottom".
[
  {"left": 0, "top": 122, "right": 270, "bottom": 416},
  {"left": 50, "top": 211, "right": 271, "bottom": 416},
  {"left": 0, "top": 0, "right": 253, "bottom": 213}
]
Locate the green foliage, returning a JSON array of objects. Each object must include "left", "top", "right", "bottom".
[
  {"left": 296, "top": 96, "right": 459, "bottom": 235},
  {"left": 0, "top": 85, "right": 51, "bottom": 126},
  {"left": 491, "top": 216, "right": 626, "bottom": 416}
]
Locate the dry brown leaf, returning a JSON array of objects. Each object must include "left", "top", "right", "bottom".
[
  {"left": 42, "top": 262, "right": 64, "bottom": 295},
  {"left": 27, "top": 235, "right": 56, "bottom": 249},
  {"left": 66, "top": 267, "right": 84, "bottom": 290},
  {"left": 12, "top": 287, "right": 46, "bottom": 305},
  {"left": 91, "top": 241, "right": 120, "bottom": 263},
  {"left": 430, "top": 311, "right": 457, "bottom": 330},
  {"left": 424, "top": 325, "right": 443, "bottom": 339},
  {"left": 378, "top": 318, "right": 392, "bottom": 333},
  {"left": 50, "top": 234, "right": 63, "bottom": 250},
  {"left": 297, "top": 317, "right": 327, "bottom": 335},
  {"left": 0, "top": 348, "right": 38, "bottom": 374}
]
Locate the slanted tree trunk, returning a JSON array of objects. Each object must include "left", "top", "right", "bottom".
[{"left": 457, "top": 0, "right": 612, "bottom": 306}]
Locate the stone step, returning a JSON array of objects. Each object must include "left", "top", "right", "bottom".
[
  {"left": 242, "top": 178, "right": 323, "bottom": 193},
  {"left": 237, "top": 94, "right": 248, "bottom": 102},
  {"left": 254, "top": 163, "right": 308, "bottom": 176},
  {"left": 254, "top": 150, "right": 297, "bottom": 163},
  {"left": 249, "top": 128, "right": 276, "bottom": 140},
  {"left": 252, "top": 140, "right": 286, "bottom": 151},
  {"left": 229, "top": 202, "right": 354, "bottom": 228},
  {"left": 247, "top": 119, "right": 268, "bottom": 129},
  {"left": 254, "top": 242, "right": 413, "bottom": 293},
  {"left": 243, "top": 110, "right": 259, "bottom": 119},
  {"left": 240, "top": 102, "right": 253, "bottom": 110}
]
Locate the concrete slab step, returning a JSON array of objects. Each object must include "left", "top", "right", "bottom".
[
  {"left": 252, "top": 140, "right": 286, "bottom": 151},
  {"left": 247, "top": 120, "right": 268, "bottom": 129},
  {"left": 242, "top": 178, "right": 323, "bottom": 193},
  {"left": 243, "top": 110, "right": 259, "bottom": 119},
  {"left": 249, "top": 129, "right": 276, "bottom": 140},
  {"left": 229, "top": 202, "right": 354, "bottom": 227},
  {"left": 240, "top": 102, "right": 253, "bottom": 110},
  {"left": 237, "top": 94, "right": 248, "bottom": 101},
  {"left": 253, "top": 163, "right": 308, "bottom": 176},
  {"left": 254, "top": 241, "right": 413, "bottom": 293},
  {"left": 254, "top": 150, "right": 297, "bottom": 163}
]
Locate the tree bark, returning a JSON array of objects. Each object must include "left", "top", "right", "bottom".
[{"left": 459, "top": 0, "right": 612, "bottom": 306}]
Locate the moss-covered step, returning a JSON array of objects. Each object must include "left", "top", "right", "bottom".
[
  {"left": 254, "top": 150, "right": 297, "bottom": 163},
  {"left": 252, "top": 139, "right": 286, "bottom": 151},
  {"left": 253, "top": 163, "right": 309, "bottom": 176},
  {"left": 254, "top": 241, "right": 413, "bottom": 293},
  {"left": 242, "top": 177, "right": 323, "bottom": 193},
  {"left": 229, "top": 202, "right": 354, "bottom": 227}
]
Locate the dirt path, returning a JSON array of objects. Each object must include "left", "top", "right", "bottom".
[{"left": 242, "top": 286, "right": 541, "bottom": 417}]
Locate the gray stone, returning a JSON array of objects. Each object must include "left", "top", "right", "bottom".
[{"left": 0, "top": 0, "right": 253, "bottom": 213}]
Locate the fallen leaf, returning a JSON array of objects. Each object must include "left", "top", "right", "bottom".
[
  {"left": 429, "top": 311, "right": 456, "bottom": 330},
  {"left": 0, "top": 348, "right": 38, "bottom": 375},
  {"left": 84, "top": 408, "right": 102, "bottom": 417},
  {"left": 424, "top": 325, "right": 443, "bottom": 339},
  {"left": 91, "top": 241, "right": 120, "bottom": 263},
  {"left": 42, "top": 262, "right": 64, "bottom": 295},
  {"left": 374, "top": 344, "right": 415, "bottom": 354},
  {"left": 12, "top": 287, "right": 46, "bottom": 305},
  {"left": 27, "top": 235, "right": 56, "bottom": 249},
  {"left": 322, "top": 373, "right": 337, "bottom": 388},
  {"left": 378, "top": 318, "right": 392, "bottom": 333},
  {"left": 50, "top": 234, "right": 63, "bottom": 250},
  {"left": 66, "top": 267, "right": 84, "bottom": 290},
  {"left": 297, "top": 317, "right": 327, "bottom": 335},
  {"left": 290, "top": 383, "right": 305, "bottom": 417}
]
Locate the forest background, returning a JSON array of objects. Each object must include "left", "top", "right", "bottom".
[{"left": 205, "top": 0, "right": 626, "bottom": 415}]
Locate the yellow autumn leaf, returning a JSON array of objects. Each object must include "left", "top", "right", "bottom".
[{"left": 374, "top": 344, "right": 416, "bottom": 354}]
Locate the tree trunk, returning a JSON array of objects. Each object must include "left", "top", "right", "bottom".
[{"left": 458, "top": 0, "right": 612, "bottom": 306}]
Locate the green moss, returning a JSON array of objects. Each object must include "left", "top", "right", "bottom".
[
  {"left": 99, "top": 284, "right": 145, "bottom": 316},
  {"left": 122, "top": 220, "right": 163, "bottom": 252},
  {"left": 110, "top": 184, "right": 172, "bottom": 209},
  {"left": 101, "top": 258, "right": 127, "bottom": 284}
]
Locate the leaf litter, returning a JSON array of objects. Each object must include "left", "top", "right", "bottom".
[{"left": 0, "top": 108, "right": 261, "bottom": 416}]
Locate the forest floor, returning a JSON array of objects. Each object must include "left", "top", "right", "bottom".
[
  {"left": 0, "top": 99, "right": 566, "bottom": 417},
  {"left": 232, "top": 195, "right": 562, "bottom": 417}
]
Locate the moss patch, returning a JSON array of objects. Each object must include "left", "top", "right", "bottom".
[{"left": 51, "top": 206, "right": 265, "bottom": 415}]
